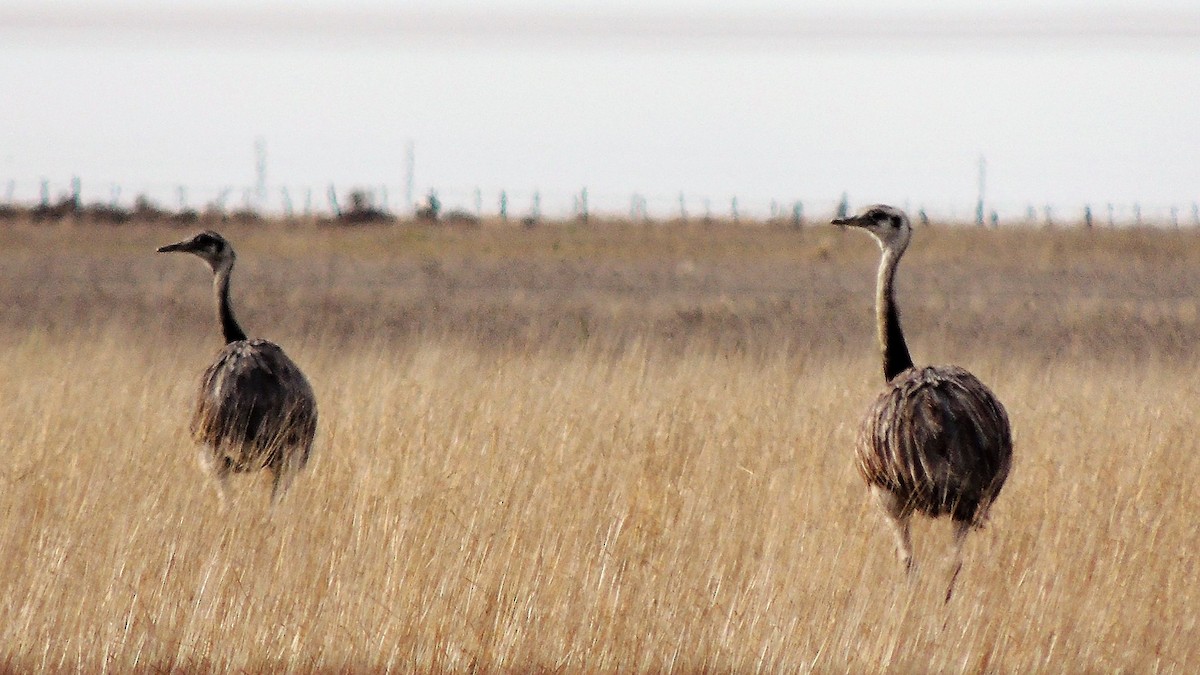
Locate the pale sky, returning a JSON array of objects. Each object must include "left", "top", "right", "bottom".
[{"left": 2, "top": 1, "right": 1198, "bottom": 220}]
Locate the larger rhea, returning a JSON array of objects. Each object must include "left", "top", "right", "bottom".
[
  {"left": 834, "top": 205, "right": 1012, "bottom": 602},
  {"left": 159, "top": 231, "right": 317, "bottom": 508}
]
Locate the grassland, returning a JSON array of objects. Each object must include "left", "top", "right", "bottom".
[{"left": 1, "top": 218, "right": 1198, "bottom": 671}]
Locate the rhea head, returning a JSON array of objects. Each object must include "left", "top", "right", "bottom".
[
  {"left": 832, "top": 204, "right": 912, "bottom": 254},
  {"left": 157, "top": 230, "right": 235, "bottom": 272}
]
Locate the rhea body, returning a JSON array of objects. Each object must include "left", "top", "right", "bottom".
[
  {"left": 834, "top": 205, "right": 1012, "bottom": 602},
  {"left": 158, "top": 231, "right": 318, "bottom": 507}
]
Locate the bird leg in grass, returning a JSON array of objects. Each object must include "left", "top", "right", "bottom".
[
  {"left": 198, "top": 449, "right": 231, "bottom": 512},
  {"left": 269, "top": 453, "right": 303, "bottom": 508},
  {"left": 873, "top": 485, "right": 914, "bottom": 575},
  {"left": 945, "top": 519, "right": 971, "bottom": 603}
]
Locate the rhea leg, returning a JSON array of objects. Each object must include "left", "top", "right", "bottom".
[
  {"left": 268, "top": 465, "right": 291, "bottom": 507},
  {"left": 268, "top": 446, "right": 304, "bottom": 507},
  {"left": 198, "top": 448, "right": 231, "bottom": 511},
  {"left": 944, "top": 518, "right": 971, "bottom": 603},
  {"left": 871, "top": 486, "right": 914, "bottom": 575}
]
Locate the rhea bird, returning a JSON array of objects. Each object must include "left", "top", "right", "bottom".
[
  {"left": 833, "top": 205, "right": 1012, "bottom": 603},
  {"left": 158, "top": 231, "right": 318, "bottom": 508}
]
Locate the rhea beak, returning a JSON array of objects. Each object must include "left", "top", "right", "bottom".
[
  {"left": 831, "top": 215, "right": 865, "bottom": 229},
  {"left": 157, "top": 240, "right": 190, "bottom": 254}
]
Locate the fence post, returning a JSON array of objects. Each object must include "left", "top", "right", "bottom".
[
  {"left": 423, "top": 189, "right": 441, "bottom": 220},
  {"left": 630, "top": 194, "right": 648, "bottom": 222},
  {"left": 499, "top": 190, "right": 508, "bottom": 222},
  {"left": 976, "top": 155, "right": 986, "bottom": 226},
  {"left": 731, "top": 196, "right": 739, "bottom": 223},
  {"left": 70, "top": 176, "right": 81, "bottom": 212},
  {"left": 328, "top": 185, "right": 341, "bottom": 217},
  {"left": 1083, "top": 204, "right": 1092, "bottom": 229}
]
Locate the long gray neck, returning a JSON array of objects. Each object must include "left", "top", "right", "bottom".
[
  {"left": 213, "top": 262, "right": 247, "bottom": 344},
  {"left": 877, "top": 245, "right": 914, "bottom": 381}
]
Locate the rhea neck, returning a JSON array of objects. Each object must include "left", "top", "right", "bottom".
[
  {"left": 875, "top": 238, "right": 915, "bottom": 381},
  {"left": 211, "top": 257, "right": 248, "bottom": 344}
]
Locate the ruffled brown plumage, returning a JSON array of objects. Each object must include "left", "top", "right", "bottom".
[
  {"left": 191, "top": 338, "right": 317, "bottom": 474},
  {"left": 855, "top": 365, "right": 1011, "bottom": 527}
]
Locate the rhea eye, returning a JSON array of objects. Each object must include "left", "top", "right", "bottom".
[{"left": 890, "top": 215, "right": 901, "bottom": 227}]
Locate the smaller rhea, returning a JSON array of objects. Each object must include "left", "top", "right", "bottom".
[
  {"left": 158, "top": 230, "right": 317, "bottom": 508},
  {"left": 834, "top": 205, "right": 1012, "bottom": 603}
]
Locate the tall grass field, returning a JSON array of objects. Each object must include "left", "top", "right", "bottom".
[{"left": 1, "top": 219, "right": 1197, "bottom": 671}]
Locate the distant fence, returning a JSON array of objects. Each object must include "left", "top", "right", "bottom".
[{"left": 3, "top": 176, "right": 1198, "bottom": 228}]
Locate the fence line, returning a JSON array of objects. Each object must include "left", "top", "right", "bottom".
[{"left": 3, "top": 176, "right": 1198, "bottom": 228}]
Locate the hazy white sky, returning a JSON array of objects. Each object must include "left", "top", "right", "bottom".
[{"left": 2, "top": 1, "right": 1198, "bottom": 219}]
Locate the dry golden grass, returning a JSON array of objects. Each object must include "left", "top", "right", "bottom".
[{"left": 1, "top": 219, "right": 1198, "bottom": 671}]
